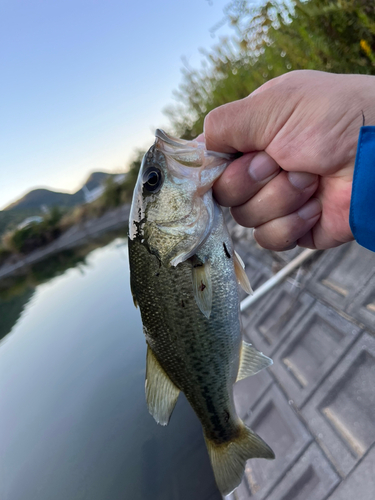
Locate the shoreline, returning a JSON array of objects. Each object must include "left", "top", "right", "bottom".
[{"left": 0, "top": 204, "right": 130, "bottom": 281}]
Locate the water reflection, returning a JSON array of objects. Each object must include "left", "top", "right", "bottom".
[
  {"left": 0, "top": 234, "right": 220, "bottom": 500},
  {"left": 0, "top": 230, "right": 127, "bottom": 342},
  {"left": 0, "top": 286, "right": 35, "bottom": 342}
]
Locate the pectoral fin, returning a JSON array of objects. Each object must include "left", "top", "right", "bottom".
[
  {"left": 234, "top": 251, "right": 253, "bottom": 295},
  {"left": 145, "top": 346, "right": 180, "bottom": 425},
  {"left": 236, "top": 341, "right": 273, "bottom": 382},
  {"left": 192, "top": 260, "right": 212, "bottom": 319},
  {"left": 130, "top": 280, "right": 138, "bottom": 308},
  {"left": 131, "top": 293, "right": 138, "bottom": 308}
]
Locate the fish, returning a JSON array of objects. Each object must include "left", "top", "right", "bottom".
[{"left": 128, "top": 129, "right": 275, "bottom": 496}]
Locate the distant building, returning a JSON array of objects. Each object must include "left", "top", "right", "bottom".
[
  {"left": 17, "top": 216, "right": 44, "bottom": 230},
  {"left": 83, "top": 173, "right": 127, "bottom": 204},
  {"left": 114, "top": 173, "right": 126, "bottom": 183},
  {"left": 82, "top": 184, "right": 105, "bottom": 204},
  {"left": 40, "top": 204, "right": 50, "bottom": 215}
]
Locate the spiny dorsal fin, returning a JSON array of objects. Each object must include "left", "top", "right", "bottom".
[
  {"left": 236, "top": 341, "right": 273, "bottom": 382},
  {"left": 234, "top": 250, "right": 253, "bottom": 295},
  {"left": 145, "top": 345, "right": 180, "bottom": 426},
  {"left": 192, "top": 260, "right": 212, "bottom": 319}
]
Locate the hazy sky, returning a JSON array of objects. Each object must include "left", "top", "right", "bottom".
[{"left": 0, "top": 0, "right": 232, "bottom": 209}]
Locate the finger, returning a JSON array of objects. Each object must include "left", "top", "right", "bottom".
[
  {"left": 204, "top": 74, "right": 299, "bottom": 153},
  {"left": 231, "top": 171, "right": 319, "bottom": 227},
  {"left": 251, "top": 198, "right": 322, "bottom": 251},
  {"left": 297, "top": 230, "right": 317, "bottom": 249},
  {"left": 298, "top": 213, "right": 354, "bottom": 250},
  {"left": 213, "top": 151, "right": 280, "bottom": 207}
]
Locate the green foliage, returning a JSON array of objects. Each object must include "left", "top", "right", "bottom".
[
  {"left": 94, "top": 150, "right": 144, "bottom": 209},
  {"left": 102, "top": 177, "right": 124, "bottom": 208},
  {"left": 0, "top": 208, "right": 41, "bottom": 238},
  {"left": 0, "top": 247, "right": 11, "bottom": 267},
  {"left": 167, "top": 0, "right": 375, "bottom": 139},
  {"left": 7, "top": 207, "right": 63, "bottom": 254},
  {"left": 46, "top": 206, "right": 63, "bottom": 226},
  {"left": 0, "top": 151, "right": 144, "bottom": 259}
]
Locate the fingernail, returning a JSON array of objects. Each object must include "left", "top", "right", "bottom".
[
  {"left": 288, "top": 172, "right": 318, "bottom": 190},
  {"left": 298, "top": 199, "right": 321, "bottom": 220},
  {"left": 248, "top": 153, "right": 279, "bottom": 182}
]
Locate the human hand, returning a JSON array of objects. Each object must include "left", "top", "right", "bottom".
[{"left": 204, "top": 70, "right": 375, "bottom": 250}]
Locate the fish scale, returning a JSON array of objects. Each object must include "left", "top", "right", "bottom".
[{"left": 129, "top": 207, "right": 241, "bottom": 442}]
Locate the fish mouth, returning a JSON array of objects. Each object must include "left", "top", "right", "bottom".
[
  {"left": 155, "top": 129, "right": 237, "bottom": 162},
  {"left": 155, "top": 129, "right": 191, "bottom": 148},
  {"left": 154, "top": 129, "right": 236, "bottom": 190}
]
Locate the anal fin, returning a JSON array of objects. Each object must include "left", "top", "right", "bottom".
[
  {"left": 236, "top": 341, "right": 273, "bottom": 382},
  {"left": 145, "top": 346, "right": 180, "bottom": 425}
]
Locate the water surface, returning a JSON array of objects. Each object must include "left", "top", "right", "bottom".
[{"left": 0, "top": 237, "right": 220, "bottom": 500}]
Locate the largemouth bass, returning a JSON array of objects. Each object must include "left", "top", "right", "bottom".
[{"left": 128, "top": 129, "right": 274, "bottom": 496}]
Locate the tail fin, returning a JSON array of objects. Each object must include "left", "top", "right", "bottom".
[{"left": 205, "top": 423, "right": 274, "bottom": 496}]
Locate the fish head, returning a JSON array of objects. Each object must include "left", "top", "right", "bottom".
[{"left": 129, "top": 129, "right": 234, "bottom": 266}]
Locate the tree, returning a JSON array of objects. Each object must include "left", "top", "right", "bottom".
[{"left": 167, "top": 0, "right": 375, "bottom": 139}]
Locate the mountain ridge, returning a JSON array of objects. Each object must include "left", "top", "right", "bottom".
[
  {"left": 0, "top": 171, "right": 121, "bottom": 237},
  {"left": 4, "top": 171, "right": 118, "bottom": 211}
]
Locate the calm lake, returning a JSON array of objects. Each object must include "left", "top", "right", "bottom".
[{"left": 0, "top": 236, "right": 221, "bottom": 500}]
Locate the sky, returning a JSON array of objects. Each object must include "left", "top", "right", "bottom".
[{"left": 0, "top": 0, "right": 232, "bottom": 209}]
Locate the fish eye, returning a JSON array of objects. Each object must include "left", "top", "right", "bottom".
[{"left": 142, "top": 167, "right": 163, "bottom": 193}]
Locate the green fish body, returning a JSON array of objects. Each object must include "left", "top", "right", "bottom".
[{"left": 128, "top": 130, "right": 274, "bottom": 496}]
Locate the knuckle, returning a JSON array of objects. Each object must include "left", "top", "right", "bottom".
[
  {"left": 204, "top": 107, "right": 225, "bottom": 146},
  {"left": 231, "top": 207, "right": 253, "bottom": 228},
  {"left": 203, "top": 109, "right": 216, "bottom": 135},
  {"left": 213, "top": 177, "right": 232, "bottom": 207},
  {"left": 254, "top": 213, "right": 309, "bottom": 250}
]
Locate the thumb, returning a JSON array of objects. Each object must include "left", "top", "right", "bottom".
[{"left": 203, "top": 74, "right": 300, "bottom": 154}]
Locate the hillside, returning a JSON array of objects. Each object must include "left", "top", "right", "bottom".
[
  {"left": 81, "top": 172, "right": 114, "bottom": 192},
  {"left": 0, "top": 209, "right": 39, "bottom": 238},
  {"left": 0, "top": 171, "right": 119, "bottom": 237},
  {"left": 4, "top": 172, "right": 117, "bottom": 212},
  {"left": 5, "top": 189, "right": 84, "bottom": 211}
]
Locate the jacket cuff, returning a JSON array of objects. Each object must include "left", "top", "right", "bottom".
[{"left": 349, "top": 126, "right": 375, "bottom": 252}]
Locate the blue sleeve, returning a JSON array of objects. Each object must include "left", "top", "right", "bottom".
[{"left": 349, "top": 126, "right": 375, "bottom": 252}]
